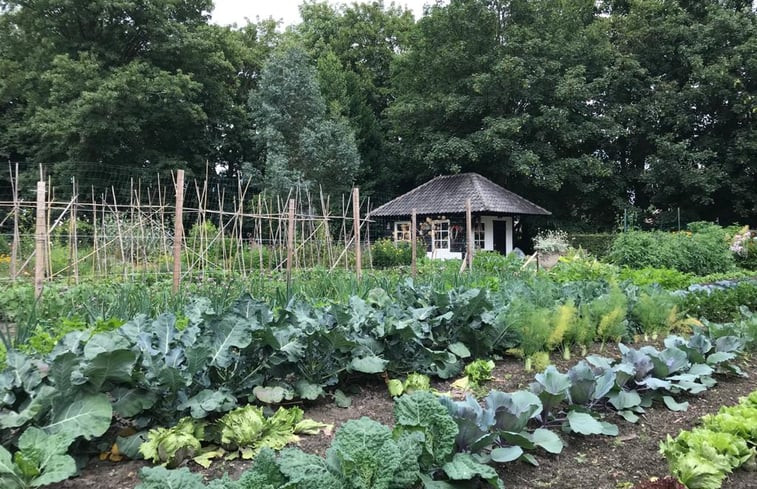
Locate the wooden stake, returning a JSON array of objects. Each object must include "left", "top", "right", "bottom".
[
  {"left": 466, "top": 198, "right": 474, "bottom": 271},
  {"left": 34, "top": 181, "right": 46, "bottom": 299},
  {"left": 353, "top": 187, "right": 362, "bottom": 282},
  {"left": 411, "top": 208, "right": 417, "bottom": 278},
  {"left": 9, "top": 162, "right": 19, "bottom": 281},
  {"left": 286, "top": 198, "right": 295, "bottom": 289},
  {"left": 173, "top": 169, "right": 185, "bottom": 294}
]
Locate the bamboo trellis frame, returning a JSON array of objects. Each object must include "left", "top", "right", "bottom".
[{"left": 1, "top": 168, "right": 374, "bottom": 287}]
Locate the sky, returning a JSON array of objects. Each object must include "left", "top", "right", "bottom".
[{"left": 210, "top": 0, "right": 431, "bottom": 27}]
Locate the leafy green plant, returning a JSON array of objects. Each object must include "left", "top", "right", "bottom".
[
  {"left": 508, "top": 300, "right": 553, "bottom": 372},
  {"left": 370, "top": 238, "right": 413, "bottom": 268},
  {"left": 140, "top": 417, "right": 205, "bottom": 468},
  {"left": 387, "top": 372, "right": 432, "bottom": 397},
  {"left": 632, "top": 291, "right": 681, "bottom": 341},
  {"left": 0, "top": 427, "right": 76, "bottom": 489},
  {"left": 587, "top": 287, "right": 629, "bottom": 350},
  {"left": 660, "top": 415, "right": 755, "bottom": 489}
]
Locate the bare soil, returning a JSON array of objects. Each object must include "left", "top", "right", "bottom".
[{"left": 49, "top": 345, "right": 757, "bottom": 489}]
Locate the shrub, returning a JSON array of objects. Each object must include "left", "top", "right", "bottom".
[
  {"left": 549, "top": 249, "right": 619, "bottom": 283},
  {"left": 472, "top": 251, "right": 523, "bottom": 275},
  {"left": 682, "top": 281, "right": 757, "bottom": 322},
  {"left": 567, "top": 233, "right": 615, "bottom": 259},
  {"left": 370, "top": 238, "right": 413, "bottom": 268},
  {"left": 619, "top": 267, "right": 694, "bottom": 290},
  {"left": 732, "top": 230, "right": 757, "bottom": 271},
  {"left": 608, "top": 223, "right": 734, "bottom": 275}
]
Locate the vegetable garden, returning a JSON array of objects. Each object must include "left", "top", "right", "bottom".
[{"left": 1, "top": 226, "right": 756, "bottom": 489}]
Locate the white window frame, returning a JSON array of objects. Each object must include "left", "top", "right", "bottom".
[
  {"left": 393, "top": 221, "right": 412, "bottom": 243},
  {"left": 431, "top": 219, "right": 450, "bottom": 250},
  {"left": 474, "top": 222, "right": 486, "bottom": 250}
]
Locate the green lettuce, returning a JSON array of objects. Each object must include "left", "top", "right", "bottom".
[{"left": 139, "top": 417, "right": 204, "bottom": 468}]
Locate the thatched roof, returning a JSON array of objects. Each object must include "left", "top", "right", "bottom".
[{"left": 370, "top": 173, "right": 551, "bottom": 217}]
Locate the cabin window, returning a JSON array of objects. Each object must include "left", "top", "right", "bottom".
[
  {"left": 474, "top": 222, "right": 486, "bottom": 249},
  {"left": 432, "top": 220, "right": 450, "bottom": 250},
  {"left": 393, "top": 221, "right": 412, "bottom": 242}
]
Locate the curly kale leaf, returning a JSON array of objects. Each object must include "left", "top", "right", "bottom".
[
  {"left": 326, "top": 417, "right": 420, "bottom": 489},
  {"left": 136, "top": 466, "right": 207, "bottom": 489},
  {"left": 278, "top": 448, "right": 343, "bottom": 489},
  {"left": 393, "top": 391, "right": 458, "bottom": 467},
  {"left": 236, "top": 448, "right": 287, "bottom": 489}
]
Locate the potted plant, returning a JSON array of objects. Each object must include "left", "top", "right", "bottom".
[{"left": 533, "top": 229, "right": 569, "bottom": 269}]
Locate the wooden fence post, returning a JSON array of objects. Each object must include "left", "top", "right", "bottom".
[
  {"left": 287, "top": 198, "right": 295, "bottom": 289},
  {"left": 173, "top": 169, "right": 185, "bottom": 294},
  {"left": 34, "top": 180, "right": 47, "bottom": 299},
  {"left": 411, "top": 208, "right": 417, "bottom": 278},
  {"left": 10, "top": 162, "right": 19, "bottom": 281},
  {"left": 466, "top": 198, "right": 473, "bottom": 271},
  {"left": 353, "top": 187, "right": 362, "bottom": 282}
]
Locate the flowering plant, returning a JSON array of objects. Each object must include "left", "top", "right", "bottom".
[{"left": 533, "top": 229, "right": 569, "bottom": 254}]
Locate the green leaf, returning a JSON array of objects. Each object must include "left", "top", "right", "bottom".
[
  {"left": 608, "top": 390, "right": 642, "bottom": 411},
  {"left": 448, "top": 342, "right": 471, "bottom": 358},
  {"left": 387, "top": 379, "right": 404, "bottom": 397},
  {"left": 252, "top": 386, "right": 286, "bottom": 405},
  {"left": 662, "top": 396, "right": 689, "bottom": 412},
  {"left": 349, "top": 356, "right": 388, "bottom": 374},
  {"left": 83, "top": 349, "right": 138, "bottom": 390},
  {"left": 0, "top": 444, "right": 25, "bottom": 489},
  {"left": 41, "top": 393, "right": 112, "bottom": 443},
  {"left": 490, "top": 446, "right": 523, "bottom": 463},
  {"left": 112, "top": 388, "right": 157, "bottom": 418},
  {"left": 530, "top": 428, "right": 563, "bottom": 454},
  {"left": 567, "top": 411, "right": 617, "bottom": 436},
  {"left": 17, "top": 427, "right": 76, "bottom": 487},
  {"left": 443, "top": 453, "right": 504, "bottom": 489},
  {"left": 334, "top": 389, "right": 352, "bottom": 408},
  {"left": 294, "top": 380, "right": 324, "bottom": 401}
]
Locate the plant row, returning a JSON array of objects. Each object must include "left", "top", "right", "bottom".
[
  {"left": 125, "top": 326, "right": 750, "bottom": 489},
  {"left": 660, "top": 391, "right": 757, "bottom": 489}
]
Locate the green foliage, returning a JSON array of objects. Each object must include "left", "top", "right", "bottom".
[
  {"left": 660, "top": 391, "right": 757, "bottom": 489},
  {"left": 587, "top": 288, "right": 629, "bottom": 346},
  {"left": 393, "top": 391, "right": 458, "bottom": 468},
  {"left": 0, "top": 427, "right": 76, "bottom": 489},
  {"left": 370, "top": 239, "right": 412, "bottom": 268},
  {"left": 632, "top": 291, "right": 681, "bottom": 340},
  {"left": 249, "top": 45, "right": 360, "bottom": 195},
  {"left": 140, "top": 418, "right": 204, "bottom": 468},
  {"left": 473, "top": 251, "right": 526, "bottom": 276},
  {"left": 463, "top": 359, "right": 495, "bottom": 388},
  {"left": 507, "top": 301, "right": 553, "bottom": 371},
  {"left": 549, "top": 250, "right": 619, "bottom": 283},
  {"left": 682, "top": 282, "right": 757, "bottom": 322},
  {"left": 387, "top": 373, "right": 432, "bottom": 397},
  {"left": 567, "top": 233, "right": 615, "bottom": 259},
  {"left": 619, "top": 268, "right": 695, "bottom": 290},
  {"left": 608, "top": 225, "right": 735, "bottom": 275}
]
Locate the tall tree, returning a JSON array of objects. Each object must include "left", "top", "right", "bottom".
[
  {"left": 296, "top": 1, "right": 415, "bottom": 196},
  {"left": 0, "top": 0, "right": 276, "bottom": 192},
  {"left": 248, "top": 45, "right": 360, "bottom": 196}
]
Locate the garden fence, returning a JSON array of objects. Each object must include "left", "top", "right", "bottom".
[{"left": 0, "top": 163, "right": 378, "bottom": 295}]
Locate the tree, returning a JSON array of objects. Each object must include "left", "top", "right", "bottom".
[
  {"left": 0, "top": 0, "right": 277, "bottom": 192},
  {"left": 249, "top": 45, "right": 360, "bottom": 196}
]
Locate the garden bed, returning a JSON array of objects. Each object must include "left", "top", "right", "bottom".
[{"left": 48, "top": 345, "right": 756, "bottom": 489}]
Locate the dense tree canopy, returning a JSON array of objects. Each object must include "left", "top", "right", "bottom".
[{"left": 0, "top": 0, "right": 754, "bottom": 228}]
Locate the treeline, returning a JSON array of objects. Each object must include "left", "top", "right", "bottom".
[{"left": 0, "top": 1, "right": 755, "bottom": 229}]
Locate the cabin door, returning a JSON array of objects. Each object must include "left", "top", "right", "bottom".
[{"left": 493, "top": 220, "right": 507, "bottom": 254}]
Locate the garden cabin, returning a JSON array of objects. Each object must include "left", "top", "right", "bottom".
[{"left": 369, "top": 173, "right": 550, "bottom": 259}]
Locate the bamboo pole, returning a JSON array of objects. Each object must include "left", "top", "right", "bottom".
[
  {"left": 286, "top": 198, "right": 295, "bottom": 289},
  {"left": 9, "top": 162, "right": 19, "bottom": 280},
  {"left": 173, "top": 169, "right": 185, "bottom": 294},
  {"left": 411, "top": 208, "right": 417, "bottom": 278},
  {"left": 69, "top": 177, "right": 79, "bottom": 284},
  {"left": 34, "top": 181, "right": 46, "bottom": 299},
  {"left": 353, "top": 187, "right": 362, "bottom": 282},
  {"left": 466, "top": 198, "right": 473, "bottom": 271}
]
